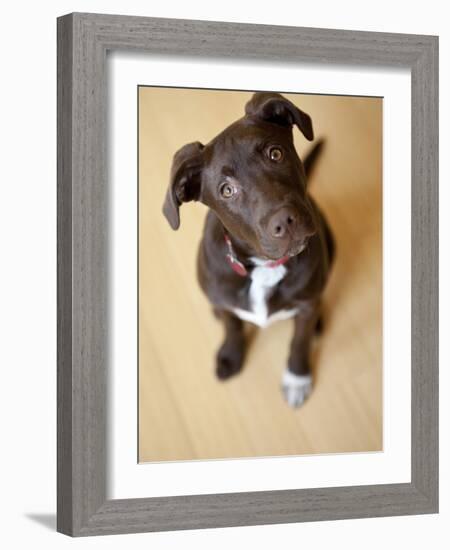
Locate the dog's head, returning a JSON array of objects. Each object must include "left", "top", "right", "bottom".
[{"left": 163, "top": 92, "right": 318, "bottom": 260}]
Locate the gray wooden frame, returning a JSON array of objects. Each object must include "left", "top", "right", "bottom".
[{"left": 57, "top": 12, "right": 438, "bottom": 537}]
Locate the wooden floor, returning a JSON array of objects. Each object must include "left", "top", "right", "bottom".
[{"left": 138, "top": 87, "right": 382, "bottom": 462}]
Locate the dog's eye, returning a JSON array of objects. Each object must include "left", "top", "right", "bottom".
[
  {"left": 268, "top": 146, "right": 283, "bottom": 162},
  {"left": 219, "top": 182, "right": 236, "bottom": 199}
]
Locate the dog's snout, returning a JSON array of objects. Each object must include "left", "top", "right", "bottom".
[{"left": 268, "top": 207, "right": 299, "bottom": 240}]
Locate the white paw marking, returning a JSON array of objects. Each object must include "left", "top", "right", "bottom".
[{"left": 281, "top": 369, "right": 313, "bottom": 408}]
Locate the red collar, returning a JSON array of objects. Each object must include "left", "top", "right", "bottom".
[{"left": 224, "top": 233, "right": 290, "bottom": 277}]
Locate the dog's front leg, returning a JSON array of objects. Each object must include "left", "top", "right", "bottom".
[
  {"left": 282, "top": 300, "right": 320, "bottom": 408},
  {"left": 215, "top": 310, "right": 246, "bottom": 380}
]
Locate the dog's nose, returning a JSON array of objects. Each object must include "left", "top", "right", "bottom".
[{"left": 268, "top": 207, "right": 299, "bottom": 239}]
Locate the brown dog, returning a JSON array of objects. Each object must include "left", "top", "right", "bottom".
[{"left": 163, "top": 92, "right": 334, "bottom": 407}]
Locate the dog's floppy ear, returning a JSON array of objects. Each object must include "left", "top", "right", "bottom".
[
  {"left": 245, "top": 92, "right": 314, "bottom": 141},
  {"left": 162, "top": 141, "right": 205, "bottom": 230}
]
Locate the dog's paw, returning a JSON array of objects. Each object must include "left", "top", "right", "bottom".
[
  {"left": 216, "top": 357, "right": 241, "bottom": 380},
  {"left": 281, "top": 369, "right": 313, "bottom": 408},
  {"left": 215, "top": 340, "right": 244, "bottom": 380}
]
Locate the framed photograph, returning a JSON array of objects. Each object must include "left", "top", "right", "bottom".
[{"left": 57, "top": 13, "right": 438, "bottom": 536}]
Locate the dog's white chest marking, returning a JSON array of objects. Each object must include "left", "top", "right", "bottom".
[{"left": 232, "top": 258, "right": 299, "bottom": 328}]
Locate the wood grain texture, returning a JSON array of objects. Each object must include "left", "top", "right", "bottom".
[
  {"left": 57, "top": 12, "right": 438, "bottom": 536},
  {"left": 57, "top": 14, "right": 74, "bottom": 534},
  {"left": 410, "top": 37, "right": 439, "bottom": 505},
  {"left": 57, "top": 13, "right": 108, "bottom": 535},
  {"left": 67, "top": 483, "right": 433, "bottom": 535},
  {"left": 138, "top": 88, "right": 383, "bottom": 462}
]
